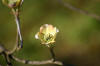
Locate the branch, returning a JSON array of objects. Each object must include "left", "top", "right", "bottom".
[
  {"left": 0, "top": 45, "right": 63, "bottom": 66},
  {"left": 12, "top": 8, "right": 23, "bottom": 49},
  {"left": 10, "top": 55, "right": 63, "bottom": 65},
  {"left": 57, "top": 0, "right": 100, "bottom": 20},
  {"left": 49, "top": 46, "right": 56, "bottom": 62}
]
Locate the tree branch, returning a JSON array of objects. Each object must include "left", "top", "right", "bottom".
[{"left": 57, "top": 0, "right": 100, "bottom": 20}]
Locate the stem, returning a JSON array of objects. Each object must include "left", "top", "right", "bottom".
[
  {"left": 0, "top": 44, "right": 63, "bottom": 66},
  {"left": 15, "top": 13, "right": 23, "bottom": 48},
  {"left": 10, "top": 55, "right": 63, "bottom": 65},
  {"left": 12, "top": 8, "right": 23, "bottom": 49},
  {"left": 49, "top": 46, "right": 56, "bottom": 62}
]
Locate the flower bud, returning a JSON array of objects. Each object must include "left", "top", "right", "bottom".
[
  {"left": 35, "top": 24, "right": 59, "bottom": 45},
  {"left": 2, "top": 0, "right": 23, "bottom": 8}
]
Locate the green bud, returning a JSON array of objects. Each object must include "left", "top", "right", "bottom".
[
  {"left": 35, "top": 24, "right": 59, "bottom": 46},
  {"left": 2, "top": 0, "right": 23, "bottom": 8}
]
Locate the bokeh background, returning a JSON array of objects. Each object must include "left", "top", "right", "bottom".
[{"left": 0, "top": 0, "right": 100, "bottom": 66}]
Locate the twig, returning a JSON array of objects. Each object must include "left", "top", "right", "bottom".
[
  {"left": 49, "top": 47, "right": 56, "bottom": 62},
  {"left": 57, "top": 0, "right": 100, "bottom": 20},
  {"left": 10, "top": 55, "right": 63, "bottom": 65},
  {"left": 0, "top": 45, "right": 63, "bottom": 66},
  {"left": 12, "top": 8, "right": 23, "bottom": 49}
]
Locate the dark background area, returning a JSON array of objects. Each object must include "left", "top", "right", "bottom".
[{"left": 0, "top": 0, "right": 100, "bottom": 66}]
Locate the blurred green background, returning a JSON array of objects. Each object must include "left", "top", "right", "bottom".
[{"left": 0, "top": 0, "right": 100, "bottom": 66}]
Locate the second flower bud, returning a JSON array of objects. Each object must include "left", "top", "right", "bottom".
[{"left": 2, "top": 0, "right": 23, "bottom": 8}]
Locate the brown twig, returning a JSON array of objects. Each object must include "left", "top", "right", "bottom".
[
  {"left": 49, "top": 47, "right": 56, "bottom": 62},
  {"left": 0, "top": 45, "right": 63, "bottom": 66},
  {"left": 12, "top": 8, "right": 23, "bottom": 49},
  {"left": 57, "top": 0, "right": 100, "bottom": 20},
  {"left": 10, "top": 55, "right": 63, "bottom": 65}
]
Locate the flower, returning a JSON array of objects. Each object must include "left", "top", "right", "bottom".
[
  {"left": 35, "top": 24, "right": 59, "bottom": 45},
  {"left": 2, "top": 0, "right": 24, "bottom": 8}
]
